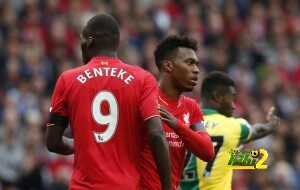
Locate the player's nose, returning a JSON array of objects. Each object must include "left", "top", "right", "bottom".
[
  {"left": 192, "top": 64, "right": 199, "bottom": 74},
  {"left": 232, "top": 101, "right": 236, "bottom": 110}
]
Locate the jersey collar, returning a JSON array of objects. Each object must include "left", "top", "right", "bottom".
[
  {"left": 158, "top": 89, "right": 182, "bottom": 108},
  {"left": 89, "top": 56, "right": 121, "bottom": 65},
  {"left": 203, "top": 108, "right": 219, "bottom": 115}
]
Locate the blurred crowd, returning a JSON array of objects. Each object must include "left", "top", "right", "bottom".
[{"left": 0, "top": 0, "right": 299, "bottom": 189}]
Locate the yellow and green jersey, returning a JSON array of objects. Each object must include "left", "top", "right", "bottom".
[{"left": 180, "top": 109, "right": 251, "bottom": 190}]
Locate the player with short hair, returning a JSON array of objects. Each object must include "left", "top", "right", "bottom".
[
  {"left": 45, "top": 14, "right": 171, "bottom": 190},
  {"left": 140, "top": 35, "right": 214, "bottom": 190},
  {"left": 180, "top": 71, "right": 280, "bottom": 190}
]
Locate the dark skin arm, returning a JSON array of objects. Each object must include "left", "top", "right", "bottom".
[
  {"left": 145, "top": 117, "right": 171, "bottom": 190},
  {"left": 46, "top": 114, "right": 74, "bottom": 155},
  {"left": 158, "top": 107, "right": 178, "bottom": 129},
  {"left": 159, "top": 107, "right": 204, "bottom": 132},
  {"left": 244, "top": 107, "right": 280, "bottom": 143}
]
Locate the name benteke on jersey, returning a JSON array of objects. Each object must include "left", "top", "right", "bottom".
[{"left": 76, "top": 65, "right": 135, "bottom": 85}]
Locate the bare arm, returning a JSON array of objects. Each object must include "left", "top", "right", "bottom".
[
  {"left": 244, "top": 107, "right": 280, "bottom": 143},
  {"left": 145, "top": 117, "right": 171, "bottom": 190},
  {"left": 46, "top": 114, "right": 74, "bottom": 155}
]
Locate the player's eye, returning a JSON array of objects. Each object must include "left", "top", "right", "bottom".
[{"left": 186, "top": 59, "right": 195, "bottom": 65}]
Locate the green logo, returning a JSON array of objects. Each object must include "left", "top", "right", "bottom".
[{"left": 227, "top": 148, "right": 268, "bottom": 169}]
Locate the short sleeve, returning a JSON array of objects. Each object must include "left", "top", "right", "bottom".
[
  {"left": 139, "top": 73, "right": 160, "bottom": 121},
  {"left": 237, "top": 118, "right": 251, "bottom": 143},
  {"left": 50, "top": 75, "right": 68, "bottom": 117},
  {"left": 190, "top": 100, "right": 204, "bottom": 125}
]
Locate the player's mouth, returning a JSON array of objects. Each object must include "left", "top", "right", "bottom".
[{"left": 189, "top": 77, "right": 198, "bottom": 85}]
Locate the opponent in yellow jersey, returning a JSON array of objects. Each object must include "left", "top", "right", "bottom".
[
  {"left": 198, "top": 110, "right": 250, "bottom": 190},
  {"left": 180, "top": 110, "right": 250, "bottom": 190},
  {"left": 180, "top": 71, "right": 280, "bottom": 190}
]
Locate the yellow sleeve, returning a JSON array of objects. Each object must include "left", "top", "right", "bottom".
[{"left": 236, "top": 118, "right": 251, "bottom": 143}]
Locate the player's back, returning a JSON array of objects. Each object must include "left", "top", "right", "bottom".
[
  {"left": 180, "top": 109, "right": 250, "bottom": 190},
  {"left": 58, "top": 56, "right": 158, "bottom": 189}
]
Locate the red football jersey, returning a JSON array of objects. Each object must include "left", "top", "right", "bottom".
[
  {"left": 140, "top": 90, "right": 204, "bottom": 190},
  {"left": 49, "top": 56, "right": 159, "bottom": 190}
]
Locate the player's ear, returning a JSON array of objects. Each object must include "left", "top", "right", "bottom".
[
  {"left": 212, "top": 90, "right": 222, "bottom": 103},
  {"left": 86, "top": 36, "right": 94, "bottom": 47},
  {"left": 162, "top": 60, "right": 173, "bottom": 73}
]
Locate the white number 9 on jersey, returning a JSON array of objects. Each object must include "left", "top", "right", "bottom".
[{"left": 92, "top": 91, "right": 119, "bottom": 143}]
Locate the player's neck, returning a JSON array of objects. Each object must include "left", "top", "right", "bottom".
[
  {"left": 92, "top": 50, "right": 117, "bottom": 58},
  {"left": 159, "top": 79, "right": 181, "bottom": 100},
  {"left": 202, "top": 101, "right": 218, "bottom": 111}
]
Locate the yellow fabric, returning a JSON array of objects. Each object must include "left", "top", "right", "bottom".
[{"left": 196, "top": 109, "right": 251, "bottom": 190}]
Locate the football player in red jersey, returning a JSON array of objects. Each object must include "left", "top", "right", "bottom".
[
  {"left": 45, "top": 14, "right": 171, "bottom": 190},
  {"left": 140, "top": 36, "right": 214, "bottom": 190}
]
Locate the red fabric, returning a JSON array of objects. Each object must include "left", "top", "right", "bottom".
[
  {"left": 224, "top": 19, "right": 245, "bottom": 43},
  {"left": 140, "top": 90, "right": 204, "bottom": 190},
  {"left": 50, "top": 56, "right": 159, "bottom": 190},
  {"left": 47, "top": 157, "right": 73, "bottom": 179},
  {"left": 165, "top": 1, "right": 182, "bottom": 20},
  {"left": 173, "top": 120, "right": 214, "bottom": 162},
  {"left": 292, "top": 67, "right": 300, "bottom": 87},
  {"left": 57, "top": 0, "right": 91, "bottom": 12}
]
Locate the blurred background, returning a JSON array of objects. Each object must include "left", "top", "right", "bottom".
[{"left": 0, "top": 0, "right": 299, "bottom": 189}]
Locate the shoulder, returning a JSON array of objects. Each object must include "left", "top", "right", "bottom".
[
  {"left": 227, "top": 117, "right": 251, "bottom": 130},
  {"left": 204, "top": 112, "right": 235, "bottom": 128},
  {"left": 122, "top": 63, "right": 154, "bottom": 79},
  {"left": 226, "top": 117, "right": 251, "bottom": 136},
  {"left": 234, "top": 117, "right": 251, "bottom": 143},
  {"left": 204, "top": 113, "right": 224, "bottom": 123},
  {"left": 234, "top": 118, "right": 251, "bottom": 126},
  {"left": 59, "top": 65, "right": 87, "bottom": 79},
  {"left": 223, "top": 117, "right": 244, "bottom": 126},
  {"left": 234, "top": 117, "right": 251, "bottom": 132},
  {"left": 181, "top": 96, "right": 200, "bottom": 107},
  {"left": 53, "top": 66, "right": 88, "bottom": 90},
  {"left": 122, "top": 63, "right": 157, "bottom": 85}
]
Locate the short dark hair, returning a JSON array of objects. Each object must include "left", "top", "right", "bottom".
[
  {"left": 82, "top": 14, "right": 120, "bottom": 51},
  {"left": 201, "top": 71, "right": 235, "bottom": 100},
  {"left": 154, "top": 35, "right": 198, "bottom": 69}
]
